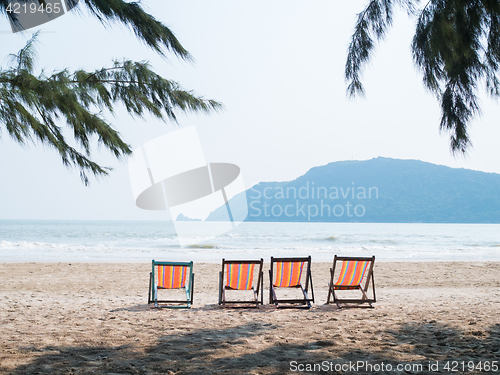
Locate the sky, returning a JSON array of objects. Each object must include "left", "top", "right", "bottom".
[{"left": 1, "top": 0, "right": 500, "bottom": 220}]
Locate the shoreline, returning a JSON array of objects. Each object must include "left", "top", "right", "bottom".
[{"left": 2, "top": 258, "right": 500, "bottom": 263}]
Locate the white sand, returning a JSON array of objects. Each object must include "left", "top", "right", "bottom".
[{"left": 1, "top": 261, "right": 500, "bottom": 374}]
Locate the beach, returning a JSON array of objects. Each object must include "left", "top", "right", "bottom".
[{"left": 1, "top": 261, "right": 499, "bottom": 374}]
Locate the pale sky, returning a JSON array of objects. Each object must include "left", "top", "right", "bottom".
[{"left": 1, "top": 0, "right": 500, "bottom": 220}]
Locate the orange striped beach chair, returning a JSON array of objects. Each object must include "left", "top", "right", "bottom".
[
  {"left": 148, "top": 260, "right": 194, "bottom": 308},
  {"left": 269, "top": 256, "right": 314, "bottom": 308},
  {"left": 327, "top": 255, "right": 376, "bottom": 308},
  {"left": 218, "top": 259, "right": 264, "bottom": 307}
]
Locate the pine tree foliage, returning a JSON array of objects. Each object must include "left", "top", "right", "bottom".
[
  {"left": 0, "top": 32, "right": 221, "bottom": 184},
  {"left": 0, "top": 1, "right": 221, "bottom": 184},
  {"left": 0, "top": 0, "right": 190, "bottom": 59},
  {"left": 78, "top": 0, "right": 191, "bottom": 60},
  {"left": 346, "top": 0, "right": 500, "bottom": 153}
]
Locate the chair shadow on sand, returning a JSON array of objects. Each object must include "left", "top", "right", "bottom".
[
  {"left": 8, "top": 322, "right": 500, "bottom": 375},
  {"left": 108, "top": 301, "right": 291, "bottom": 313}
]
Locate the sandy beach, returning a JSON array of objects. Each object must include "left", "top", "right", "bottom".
[{"left": 1, "top": 261, "right": 499, "bottom": 374}]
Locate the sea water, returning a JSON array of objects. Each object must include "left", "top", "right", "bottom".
[{"left": 0, "top": 220, "right": 499, "bottom": 262}]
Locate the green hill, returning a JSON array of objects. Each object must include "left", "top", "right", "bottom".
[{"left": 207, "top": 157, "right": 500, "bottom": 223}]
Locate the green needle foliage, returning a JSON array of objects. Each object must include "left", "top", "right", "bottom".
[
  {"left": 76, "top": 0, "right": 192, "bottom": 60},
  {"left": 346, "top": 0, "right": 500, "bottom": 153},
  {"left": 0, "top": 0, "right": 190, "bottom": 59},
  {"left": 0, "top": 0, "right": 221, "bottom": 184},
  {"left": 0, "top": 32, "right": 221, "bottom": 184}
]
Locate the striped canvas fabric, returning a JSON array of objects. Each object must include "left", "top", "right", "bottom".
[
  {"left": 157, "top": 265, "right": 188, "bottom": 289},
  {"left": 273, "top": 261, "right": 304, "bottom": 287},
  {"left": 334, "top": 260, "right": 369, "bottom": 288},
  {"left": 226, "top": 263, "right": 255, "bottom": 290}
]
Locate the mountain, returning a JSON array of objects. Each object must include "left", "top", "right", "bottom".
[
  {"left": 176, "top": 214, "right": 201, "bottom": 222},
  {"left": 206, "top": 157, "right": 500, "bottom": 223}
]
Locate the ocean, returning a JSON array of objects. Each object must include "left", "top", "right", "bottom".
[{"left": 0, "top": 220, "right": 499, "bottom": 262}]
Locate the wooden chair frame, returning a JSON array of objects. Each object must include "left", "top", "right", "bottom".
[
  {"left": 326, "top": 255, "right": 376, "bottom": 308},
  {"left": 148, "top": 260, "right": 194, "bottom": 308},
  {"left": 269, "top": 256, "right": 314, "bottom": 308},
  {"left": 218, "top": 259, "right": 264, "bottom": 307}
]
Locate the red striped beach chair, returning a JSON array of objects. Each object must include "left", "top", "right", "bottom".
[
  {"left": 218, "top": 259, "right": 264, "bottom": 307},
  {"left": 269, "top": 256, "right": 314, "bottom": 308},
  {"left": 148, "top": 260, "right": 194, "bottom": 308},
  {"left": 327, "top": 255, "right": 376, "bottom": 308}
]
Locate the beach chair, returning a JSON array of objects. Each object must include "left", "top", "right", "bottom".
[
  {"left": 326, "top": 255, "right": 376, "bottom": 308},
  {"left": 218, "top": 258, "right": 264, "bottom": 307},
  {"left": 269, "top": 256, "right": 314, "bottom": 308},
  {"left": 148, "top": 260, "right": 194, "bottom": 308}
]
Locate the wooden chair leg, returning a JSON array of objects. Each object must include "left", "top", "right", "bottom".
[
  {"left": 300, "top": 285, "right": 311, "bottom": 308},
  {"left": 148, "top": 272, "right": 152, "bottom": 304},
  {"left": 190, "top": 274, "right": 195, "bottom": 307},
  {"left": 326, "top": 268, "right": 334, "bottom": 304},
  {"left": 359, "top": 286, "right": 369, "bottom": 300},
  {"left": 327, "top": 283, "right": 333, "bottom": 304},
  {"left": 272, "top": 288, "right": 278, "bottom": 307},
  {"left": 333, "top": 288, "right": 341, "bottom": 308},
  {"left": 218, "top": 271, "right": 223, "bottom": 305},
  {"left": 269, "top": 269, "right": 273, "bottom": 304},
  {"left": 154, "top": 285, "right": 158, "bottom": 308},
  {"left": 260, "top": 272, "right": 264, "bottom": 306}
]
